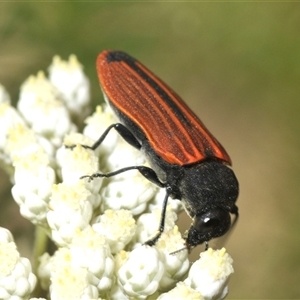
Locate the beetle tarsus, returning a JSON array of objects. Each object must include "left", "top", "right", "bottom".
[
  {"left": 80, "top": 174, "right": 94, "bottom": 182},
  {"left": 144, "top": 232, "right": 162, "bottom": 247}
]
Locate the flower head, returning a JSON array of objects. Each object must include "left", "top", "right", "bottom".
[
  {"left": 0, "top": 54, "right": 236, "bottom": 300},
  {"left": 93, "top": 209, "right": 136, "bottom": 254},
  {"left": 157, "top": 282, "right": 204, "bottom": 300},
  {"left": 0, "top": 228, "right": 36, "bottom": 299},
  {"left": 49, "top": 54, "right": 90, "bottom": 120},
  {"left": 117, "top": 245, "right": 165, "bottom": 299},
  {"left": 184, "top": 248, "right": 234, "bottom": 300}
]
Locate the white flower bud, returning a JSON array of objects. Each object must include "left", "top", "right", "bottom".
[
  {"left": 57, "top": 142, "right": 100, "bottom": 184},
  {"left": 11, "top": 148, "right": 55, "bottom": 225},
  {"left": 37, "top": 253, "right": 52, "bottom": 290},
  {"left": 0, "top": 103, "right": 26, "bottom": 164},
  {"left": 49, "top": 55, "right": 90, "bottom": 120},
  {"left": 70, "top": 227, "right": 115, "bottom": 294},
  {"left": 117, "top": 245, "right": 165, "bottom": 299},
  {"left": 108, "top": 284, "right": 129, "bottom": 300},
  {"left": 49, "top": 248, "right": 99, "bottom": 300},
  {"left": 48, "top": 227, "right": 114, "bottom": 299},
  {"left": 6, "top": 123, "right": 55, "bottom": 161},
  {"left": 155, "top": 226, "right": 190, "bottom": 291},
  {"left": 56, "top": 140, "right": 102, "bottom": 209},
  {"left": 93, "top": 209, "right": 136, "bottom": 254},
  {"left": 47, "top": 182, "right": 93, "bottom": 246},
  {"left": 18, "top": 71, "right": 75, "bottom": 147},
  {"left": 101, "top": 174, "right": 157, "bottom": 216},
  {"left": 157, "top": 281, "right": 203, "bottom": 300},
  {"left": 184, "top": 248, "right": 234, "bottom": 300},
  {"left": 0, "top": 227, "right": 36, "bottom": 299},
  {"left": 134, "top": 205, "right": 178, "bottom": 245},
  {"left": 105, "top": 138, "right": 146, "bottom": 172}
]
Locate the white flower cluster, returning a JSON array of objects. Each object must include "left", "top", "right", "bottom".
[
  {"left": 0, "top": 227, "right": 36, "bottom": 299},
  {"left": 0, "top": 55, "right": 234, "bottom": 299}
]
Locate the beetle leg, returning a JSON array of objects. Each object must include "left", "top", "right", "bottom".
[
  {"left": 91, "top": 123, "right": 141, "bottom": 150},
  {"left": 81, "top": 165, "right": 165, "bottom": 188},
  {"left": 81, "top": 164, "right": 171, "bottom": 247},
  {"left": 65, "top": 123, "right": 142, "bottom": 151},
  {"left": 137, "top": 166, "right": 165, "bottom": 188},
  {"left": 144, "top": 188, "right": 171, "bottom": 246}
]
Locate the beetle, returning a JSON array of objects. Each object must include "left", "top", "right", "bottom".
[{"left": 82, "top": 50, "right": 239, "bottom": 252}]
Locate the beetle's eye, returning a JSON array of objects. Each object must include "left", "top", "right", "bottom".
[
  {"left": 193, "top": 209, "right": 231, "bottom": 236},
  {"left": 194, "top": 215, "right": 219, "bottom": 233}
]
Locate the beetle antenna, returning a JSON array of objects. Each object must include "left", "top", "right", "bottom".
[{"left": 169, "top": 246, "right": 188, "bottom": 255}]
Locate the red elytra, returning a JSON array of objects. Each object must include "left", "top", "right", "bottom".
[{"left": 97, "top": 50, "right": 231, "bottom": 167}]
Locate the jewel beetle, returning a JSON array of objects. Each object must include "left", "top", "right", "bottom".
[{"left": 83, "top": 50, "right": 239, "bottom": 252}]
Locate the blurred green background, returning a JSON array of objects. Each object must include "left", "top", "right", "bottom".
[{"left": 0, "top": 3, "right": 300, "bottom": 299}]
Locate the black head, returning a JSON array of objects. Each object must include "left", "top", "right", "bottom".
[{"left": 179, "top": 160, "right": 239, "bottom": 251}]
